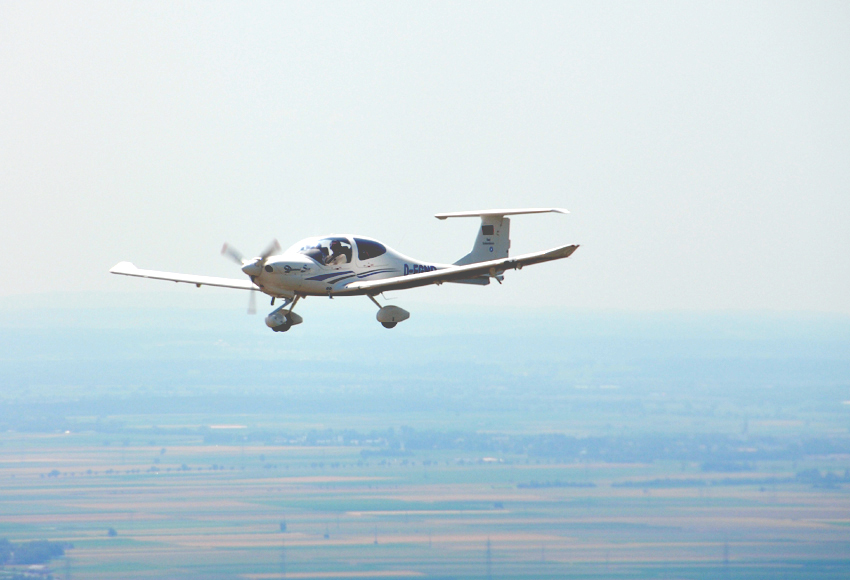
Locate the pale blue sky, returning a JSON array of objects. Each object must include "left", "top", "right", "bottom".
[{"left": 2, "top": 1, "right": 849, "bottom": 312}]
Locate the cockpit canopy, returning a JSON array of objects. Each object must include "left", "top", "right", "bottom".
[
  {"left": 290, "top": 237, "right": 353, "bottom": 265},
  {"left": 287, "top": 237, "right": 388, "bottom": 265},
  {"left": 353, "top": 238, "right": 387, "bottom": 261}
]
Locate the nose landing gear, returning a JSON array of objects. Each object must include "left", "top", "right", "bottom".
[
  {"left": 265, "top": 295, "right": 303, "bottom": 333},
  {"left": 271, "top": 314, "right": 293, "bottom": 332}
]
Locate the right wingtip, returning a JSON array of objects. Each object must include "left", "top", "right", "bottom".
[
  {"left": 109, "top": 261, "right": 136, "bottom": 274},
  {"left": 560, "top": 244, "right": 579, "bottom": 258}
]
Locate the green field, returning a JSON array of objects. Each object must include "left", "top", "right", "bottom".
[{"left": 2, "top": 425, "right": 849, "bottom": 580}]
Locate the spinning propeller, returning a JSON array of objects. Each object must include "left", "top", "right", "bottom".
[{"left": 221, "top": 239, "right": 280, "bottom": 314}]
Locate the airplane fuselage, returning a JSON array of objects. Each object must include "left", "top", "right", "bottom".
[{"left": 249, "top": 235, "right": 448, "bottom": 299}]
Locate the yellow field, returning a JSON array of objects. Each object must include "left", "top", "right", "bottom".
[{"left": 2, "top": 434, "right": 849, "bottom": 579}]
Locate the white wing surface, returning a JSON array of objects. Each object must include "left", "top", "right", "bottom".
[
  {"left": 434, "top": 208, "right": 568, "bottom": 219},
  {"left": 340, "top": 244, "right": 579, "bottom": 295},
  {"left": 110, "top": 262, "right": 258, "bottom": 290}
]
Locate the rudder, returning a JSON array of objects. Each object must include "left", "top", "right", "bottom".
[{"left": 454, "top": 216, "right": 510, "bottom": 265}]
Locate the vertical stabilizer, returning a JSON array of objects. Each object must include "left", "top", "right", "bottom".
[
  {"left": 434, "top": 207, "right": 567, "bottom": 266},
  {"left": 454, "top": 216, "right": 510, "bottom": 265}
]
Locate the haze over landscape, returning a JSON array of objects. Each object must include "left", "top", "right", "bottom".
[{"left": 2, "top": 2, "right": 850, "bottom": 579}]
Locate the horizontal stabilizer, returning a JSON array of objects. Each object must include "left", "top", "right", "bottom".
[{"left": 435, "top": 207, "right": 568, "bottom": 220}]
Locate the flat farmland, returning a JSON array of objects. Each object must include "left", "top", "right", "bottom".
[{"left": 2, "top": 429, "right": 850, "bottom": 580}]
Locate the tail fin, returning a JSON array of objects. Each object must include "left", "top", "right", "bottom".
[
  {"left": 454, "top": 215, "right": 511, "bottom": 265},
  {"left": 435, "top": 208, "right": 567, "bottom": 266}
]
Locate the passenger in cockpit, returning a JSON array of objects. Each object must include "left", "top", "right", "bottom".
[{"left": 325, "top": 240, "right": 347, "bottom": 265}]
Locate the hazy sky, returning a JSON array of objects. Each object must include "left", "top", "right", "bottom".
[{"left": 2, "top": 1, "right": 849, "bottom": 313}]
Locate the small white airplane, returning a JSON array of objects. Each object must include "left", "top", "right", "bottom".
[{"left": 110, "top": 208, "right": 578, "bottom": 332}]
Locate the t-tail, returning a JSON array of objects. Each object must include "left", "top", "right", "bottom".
[{"left": 435, "top": 207, "right": 568, "bottom": 265}]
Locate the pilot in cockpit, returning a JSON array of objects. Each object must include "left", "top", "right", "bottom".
[{"left": 325, "top": 240, "right": 347, "bottom": 266}]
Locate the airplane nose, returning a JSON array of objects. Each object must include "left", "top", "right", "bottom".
[
  {"left": 277, "top": 258, "right": 312, "bottom": 273},
  {"left": 242, "top": 260, "right": 262, "bottom": 277}
]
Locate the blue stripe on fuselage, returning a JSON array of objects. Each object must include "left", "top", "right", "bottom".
[
  {"left": 306, "top": 271, "right": 354, "bottom": 282},
  {"left": 326, "top": 274, "right": 357, "bottom": 284},
  {"left": 357, "top": 269, "right": 396, "bottom": 279}
]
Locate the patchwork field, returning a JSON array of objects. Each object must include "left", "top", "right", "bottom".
[{"left": 2, "top": 428, "right": 850, "bottom": 579}]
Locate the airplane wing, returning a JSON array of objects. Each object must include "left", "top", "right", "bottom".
[
  {"left": 109, "top": 261, "right": 258, "bottom": 291},
  {"left": 340, "top": 244, "right": 579, "bottom": 295}
]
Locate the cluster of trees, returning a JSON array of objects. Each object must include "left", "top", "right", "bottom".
[
  {"left": 612, "top": 469, "right": 850, "bottom": 489},
  {"left": 797, "top": 468, "right": 850, "bottom": 488},
  {"left": 300, "top": 427, "right": 850, "bottom": 466},
  {"left": 517, "top": 480, "right": 596, "bottom": 489},
  {"left": 0, "top": 539, "right": 69, "bottom": 565},
  {"left": 154, "top": 425, "right": 850, "bottom": 467}
]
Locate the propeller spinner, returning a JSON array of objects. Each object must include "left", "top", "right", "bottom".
[{"left": 221, "top": 239, "right": 280, "bottom": 314}]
